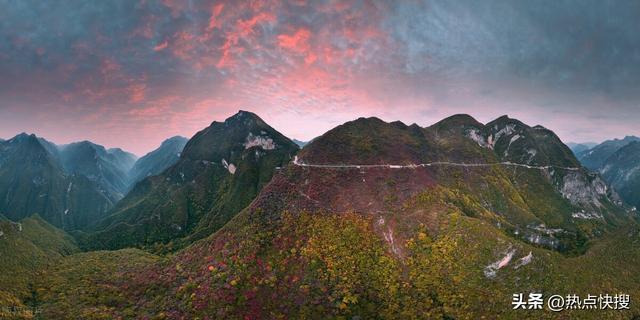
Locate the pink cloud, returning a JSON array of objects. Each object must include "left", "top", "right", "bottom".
[
  {"left": 277, "top": 28, "right": 312, "bottom": 57},
  {"left": 153, "top": 40, "right": 168, "bottom": 51},
  {"left": 129, "top": 83, "right": 146, "bottom": 103},
  {"left": 207, "top": 3, "right": 225, "bottom": 30}
]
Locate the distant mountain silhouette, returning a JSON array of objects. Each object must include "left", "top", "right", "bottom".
[
  {"left": 128, "top": 136, "right": 188, "bottom": 187},
  {"left": 0, "top": 134, "right": 116, "bottom": 230}
]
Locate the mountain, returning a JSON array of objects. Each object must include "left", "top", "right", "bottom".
[
  {"left": 0, "top": 134, "right": 115, "bottom": 230},
  {"left": 58, "top": 141, "right": 137, "bottom": 200},
  {"left": 292, "top": 139, "right": 308, "bottom": 148},
  {"left": 576, "top": 136, "right": 640, "bottom": 170},
  {"left": 271, "top": 114, "right": 625, "bottom": 245},
  {"left": 85, "top": 111, "right": 299, "bottom": 251},
  {"left": 0, "top": 214, "right": 78, "bottom": 317},
  {"left": 574, "top": 136, "right": 640, "bottom": 211},
  {"left": 107, "top": 148, "right": 138, "bottom": 173},
  {"left": 567, "top": 142, "right": 598, "bottom": 155},
  {"left": 128, "top": 136, "right": 188, "bottom": 186},
  {"left": 600, "top": 141, "right": 640, "bottom": 210},
  {"left": 49, "top": 114, "right": 638, "bottom": 319}
]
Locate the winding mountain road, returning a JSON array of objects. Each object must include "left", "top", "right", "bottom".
[{"left": 292, "top": 156, "right": 581, "bottom": 171}]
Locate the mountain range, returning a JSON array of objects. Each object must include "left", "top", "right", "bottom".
[
  {"left": 1, "top": 111, "right": 640, "bottom": 319},
  {"left": 598, "top": 141, "right": 640, "bottom": 210},
  {"left": 0, "top": 134, "right": 187, "bottom": 231},
  {"left": 58, "top": 141, "right": 137, "bottom": 200},
  {"left": 575, "top": 136, "right": 640, "bottom": 210},
  {"left": 292, "top": 139, "right": 308, "bottom": 148},
  {"left": 567, "top": 142, "right": 598, "bottom": 155},
  {"left": 576, "top": 136, "right": 640, "bottom": 170}
]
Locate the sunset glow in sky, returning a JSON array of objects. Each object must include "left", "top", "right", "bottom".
[{"left": 2, "top": 0, "right": 640, "bottom": 155}]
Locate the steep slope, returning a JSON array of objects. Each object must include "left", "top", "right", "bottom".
[
  {"left": 577, "top": 136, "right": 640, "bottom": 170},
  {"left": 128, "top": 136, "right": 188, "bottom": 186},
  {"left": 41, "top": 249, "right": 159, "bottom": 319},
  {"left": 288, "top": 115, "right": 628, "bottom": 248},
  {"left": 0, "top": 214, "right": 158, "bottom": 320},
  {"left": 0, "top": 214, "right": 78, "bottom": 319},
  {"left": 36, "top": 137, "right": 62, "bottom": 161},
  {"left": 86, "top": 111, "right": 299, "bottom": 251},
  {"left": 58, "top": 141, "right": 137, "bottom": 200},
  {"left": 482, "top": 116, "right": 579, "bottom": 167},
  {"left": 107, "top": 148, "right": 138, "bottom": 173},
  {"left": 567, "top": 142, "right": 598, "bottom": 155},
  {"left": 600, "top": 141, "right": 640, "bottom": 210},
  {"left": 0, "top": 134, "right": 115, "bottom": 230},
  {"left": 41, "top": 114, "right": 638, "bottom": 319}
]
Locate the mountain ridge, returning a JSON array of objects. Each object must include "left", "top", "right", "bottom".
[
  {"left": 67, "top": 112, "right": 635, "bottom": 319},
  {"left": 58, "top": 140, "right": 136, "bottom": 201},
  {"left": 2, "top": 113, "right": 639, "bottom": 319},
  {"left": 0, "top": 134, "right": 116, "bottom": 230},
  {"left": 128, "top": 136, "right": 188, "bottom": 187},
  {"left": 577, "top": 135, "right": 640, "bottom": 170},
  {"left": 600, "top": 141, "right": 640, "bottom": 210},
  {"left": 85, "top": 110, "right": 299, "bottom": 251}
]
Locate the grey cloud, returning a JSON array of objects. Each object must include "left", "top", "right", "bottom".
[{"left": 385, "top": 0, "right": 640, "bottom": 97}]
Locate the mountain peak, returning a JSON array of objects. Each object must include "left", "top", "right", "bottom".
[
  {"left": 389, "top": 120, "right": 408, "bottom": 129},
  {"left": 182, "top": 111, "right": 297, "bottom": 161},
  {"left": 8, "top": 133, "right": 46, "bottom": 152},
  {"left": 224, "top": 110, "right": 263, "bottom": 124},
  {"left": 614, "top": 140, "right": 640, "bottom": 154},
  {"left": 341, "top": 117, "right": 389, "bottom": 130},
  {"left": 11, "top": 132, "right": 37, "bottom": 142},
  {"left": 622, "top": 135, "right": 640, "bottom": 142},
  {"left": 432, "top": 114, "right": 482, "bottom": 129},
  {"left": 69, "top": 140, "right": 99, "bottom": 148},
  {"left": 485, "top": 115, "right": 529, "bottom": 132},
  {"left": 160, "top": 136, "right": 188, "bottom": 146},
  {"left": 63, "top": 140, "right": 105, "bottom": 156},
  {"left": 91, "top": 111, "right": 299, "bottom": 250},
  {"left": 494, "top": 114, "right": 510, "bottom": 121},
  {"left": 107, "top": 147, "right": 125, "bottom": 153}
]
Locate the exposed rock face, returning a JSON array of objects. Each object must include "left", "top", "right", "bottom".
[
  {"left": 243, "top": 133, "right": 276, "bottom": 150},
  {"left": 484, "top": 247, "right": 516, "bottom": 278},
  {"left": 560, "top": 171, "right": 608, "bottom": 208},
  {"left": 465, "top": 128, "right": 490, "bottom": 148}
]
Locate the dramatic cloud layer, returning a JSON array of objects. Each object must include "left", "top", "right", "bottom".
[{"left": 1, "top": 0, "right": 639, "bottom": 154}]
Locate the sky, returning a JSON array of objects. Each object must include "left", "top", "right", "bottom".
[{"left": 1, "top": 0, "right": 640, "bottom": 155}]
